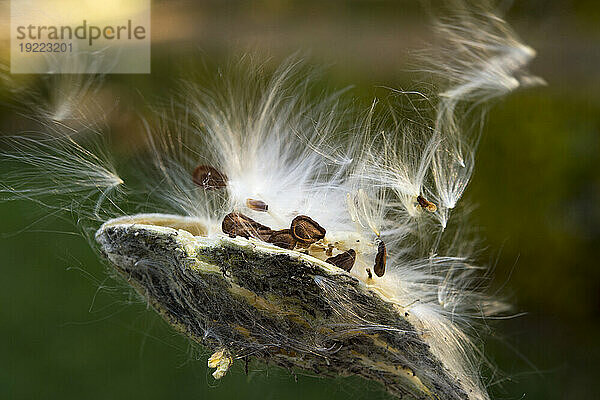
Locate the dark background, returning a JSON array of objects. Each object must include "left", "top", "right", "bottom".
[{"left": 1, "top": 1, "right": 599, "bottom": 399}]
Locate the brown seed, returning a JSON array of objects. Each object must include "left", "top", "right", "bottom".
[
  {"left": 267, "top": 229, "right": 296, "bottom": 250},
  {"left": 246, "top": 198, "right": 268, "bottom": 212},
  {"left": 416, "top": 195, "right": 437, "bottom": 212},
  {"left": 326, "top": 249, "right": 356, "bottom": 272},
  {"left": 374, "top": 240, "right": 386, "bottom": 277},
  {"left": 366, "top": 268, "right": 373, "bottom": 279},
  {"left": 192, "top": 165, "right": 228, "bottom": 190},
  {"left": 290, "top": 215, "right": 326, "bottom": 245},
  {"left": 221, "top": 212, "right": 271, "bottom": 239}
]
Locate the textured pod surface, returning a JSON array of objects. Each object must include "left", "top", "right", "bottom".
[{"left": 96, "top": 214, "right": 470, "bottom": 400}]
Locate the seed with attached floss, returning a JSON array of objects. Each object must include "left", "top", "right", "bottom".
[
  {"left": 416, "top": 195, "right": 437, "bottom": 212},
  {"left": 326, "top": 249, "right": 356, "bottom": 272},
  {"left": 374, "top": 240, "right": 386, "bottom": 277},
  {"left": 192, "top": 165, "right": 228, "bottom": 190},
  {"left": 222, "top": 212, "right": 271, "bottom": 239},
  {"left": 267, "top": 229, "right": 296, "bottom": 250},
  {"left": 246, "top": 198, "right": 268, "bottom": 212},
  {"left": 290, "top": 215, "right": 326, "bottom": 245}
]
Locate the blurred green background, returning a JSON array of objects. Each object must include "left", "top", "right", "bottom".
[{"left": 1, "top": 1, "right": 599, "bottom": 399}]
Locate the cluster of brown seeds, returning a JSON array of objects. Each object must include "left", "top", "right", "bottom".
[
  {"left": 221, "top": 212, "right": 326, "bottom": 251},
  {"left": 221, "top": 211, "right": 387, "bottom": 277},
  {"left": 193, "top": 164, "right": 387, "bottom": 277}
]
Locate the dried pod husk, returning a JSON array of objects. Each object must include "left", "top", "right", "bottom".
[
  {"left": 246, "top": 198, "right": 268, "bottom": 212},
  {"left": 326, "top": 249, "right": 356, "bottom": 272},
  {"left": 96, "top": 215, "right": 474, "bottom": 400},
  {"left": 416, "top": 195, "right": 437, "bottom": 213},
  {"left": 374, "top": 240, "right": 386, "bottom": 277},
  {"left": 192, "top": 165, "right": 228, "bottom": 190},
  {"left": 267, "top": 229, "right": 296, "bottom": 250},
  {"left": 221, "top": 212, "right": 271, "bottom": 239},
  {"left": 290, "top": 215, "right": 326, "bottom": 245}
]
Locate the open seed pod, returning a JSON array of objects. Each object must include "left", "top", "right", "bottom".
[
  {"left": 0, "top": 3, "right": 546, "bottom": 398},
  {"left": 96, "top": 214, "right": 476, "bottom": 400}
]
